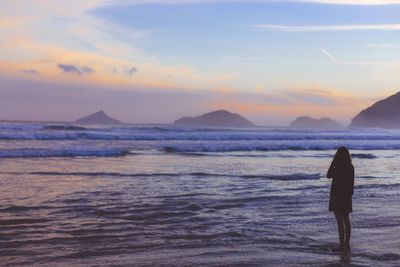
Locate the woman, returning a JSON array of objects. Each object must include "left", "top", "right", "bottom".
[{"left": 327, "top": 146, "right": 355, "bottom": 251}]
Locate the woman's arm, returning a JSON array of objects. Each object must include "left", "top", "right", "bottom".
[
  {"left": 327, "top": 159, "right": 336, "bottom": 179},
  {"left": 351, "top": 165, "right": 355, "bottom": 195}
]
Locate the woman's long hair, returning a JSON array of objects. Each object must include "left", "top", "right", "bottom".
[{"left": 334, "top": 146, "right": 352, "bottom": 166}]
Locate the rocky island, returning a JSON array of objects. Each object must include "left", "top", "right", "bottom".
[
  {"left": 75, "top": 110, "right": 121, "bottom": 125},
  {"left": 290, "top": 116, "right": 343, "bottom": 130},
  {"left": 174, "top": 110, "right": 255, "bottom": 128}
]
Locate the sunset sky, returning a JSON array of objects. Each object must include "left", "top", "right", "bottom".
[{"left": 1, "top": 0, "right": 400, "bottom": 125}]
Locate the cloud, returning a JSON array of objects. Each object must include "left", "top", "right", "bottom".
[
  {"left": 0, "top": 0, "right": 233, "bottom": 90},
  {"left": 304, "top": 88, "right": 332, "bottom": 94},
  {"left": 58, "top": 64, "right": 95, "bottom": 75},
  {"left": 366, "top": 43, "right": 400, "bottom": 49},
  {"left": 105, "top": 0, "right": 400, "bottom": 5},
  {"left": 21, "top": 69, "right": 39, "bottom": 74},
  {"left": 112, "top": 66, "right": 138, "bottom": 76},
  {"left": 282, "top": 88, "right": 338, "bottom": 105},
  {"left": 58, "top": 64, "right": 82, "bottom": 75},
  {"left": 296, "top": 0, "right": 400, "bottom": 5},
  {"left": 254, "top": 24, "right": 400, "bottom": 32},
  {"left": 128, "top": 67, "right": 138, "bottom": 75},
  {"left": 320, "top": 48, "right": 336, "bottom": 62}
]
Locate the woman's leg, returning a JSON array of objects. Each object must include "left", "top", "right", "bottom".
[
  {"left": 334, "top": 211, "right": 345, "bottom": 248},
  {"left": 343, "top": 213, "right": 351, "bottom": 249}
]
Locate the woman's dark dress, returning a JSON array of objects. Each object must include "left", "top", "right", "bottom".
[{"left": 327, "top": 161, "right": 355, "bottom": 213}]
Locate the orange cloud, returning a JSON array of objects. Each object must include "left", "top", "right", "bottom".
[
  {"left": 206, "top": 87, "right": 376, "bottom": 125},
  {"left": 0, "top": 35, "right": 236, "bottom": 91},
  {"left": 0, "top": 0, "right": 237, "bottom": 92}
]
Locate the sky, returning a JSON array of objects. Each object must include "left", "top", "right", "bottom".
[{"left": 1, "top": 0, "right": 400, "bottom": 125}]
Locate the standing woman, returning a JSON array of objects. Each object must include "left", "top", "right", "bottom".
[{"left": 327, "top": 146, "right": 355, "bottom": 251}]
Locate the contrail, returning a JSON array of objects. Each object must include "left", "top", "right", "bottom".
[{"left": 320, "top": 48, "right": 337, "bottom": 62}]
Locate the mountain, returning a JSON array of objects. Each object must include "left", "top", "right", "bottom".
[
  {"left": 75, "top": 110, "right": 121, "bottom": 125},
  {"left": 174, "top": 110, "right": 255, "bottom": 127},
  {"left": 290, "top": 116, "right": 343, "bottom": 130},
  {"left": 350, "top": 92, "right": 400, "bottom": 128}
]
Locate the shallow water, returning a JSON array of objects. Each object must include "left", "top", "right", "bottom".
[{"left": 1, "top": 123, "right": 400, "bottom": 266}]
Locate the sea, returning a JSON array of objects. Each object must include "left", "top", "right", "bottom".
[{"left": 1, "top": 122, "right": 400, "bottom": 267}]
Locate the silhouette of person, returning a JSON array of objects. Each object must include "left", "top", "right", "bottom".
[{"left": 327, "top": 146, "right": 355, "bottom": 251}]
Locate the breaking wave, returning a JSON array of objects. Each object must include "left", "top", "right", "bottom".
[
  {"left": 1, "top": 125, "right": 400, "bottom": 142},
  {"left": 5, "top": 171, "right": 322, "bottom": 181},
  {"left": 0, "top": 148, "right": 130, "bottom": 158},
  {"left": 43, "top": 125, "right": 88, "bottom": 131},
  {"left": 161, "top": 144, "right": 399, "bottom": 153}
]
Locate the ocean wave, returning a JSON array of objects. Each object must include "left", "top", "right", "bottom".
[
  {"left": 43, "top": 125, "right": 87, "bottom": 131},
  {"left": 0, "top": 218, "right": 50, "bottom": 226},
  {"left": 0, "top": 146, "right": 385, "bottom": 159},
  {"left": 161, "top": 144, "right": 400, "bottom": 153},
  {"left": 209, "top": 152, "right": 377, "bottom": 159},
  {"left": 0, "top": 123, "right": 43, "bottom": 131},
  {"left": 7, "top": 171, "right": 321, "bottom": 181},
  {"left": 3, "top": 131, "right": 400, "bottom": 142},
  {"left": 0, "top": 148, "right": 130, "bottom": 158},
  {"left": 351, "top": 153, "right": 378, "bottom": 159}
]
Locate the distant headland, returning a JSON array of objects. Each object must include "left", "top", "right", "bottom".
[{"left": 350, "top": 91, "right": 400, "bottom": 128}]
